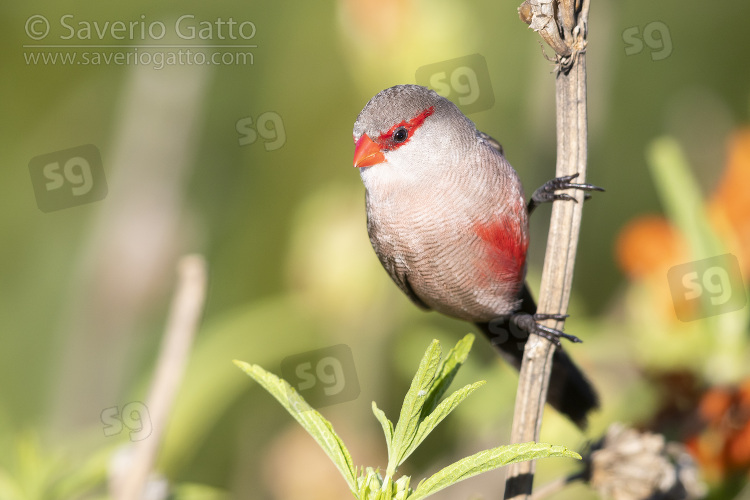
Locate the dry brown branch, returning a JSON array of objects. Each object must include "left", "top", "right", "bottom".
[{"left": 504, "top": 1, "right": 591, "bottom": 498}]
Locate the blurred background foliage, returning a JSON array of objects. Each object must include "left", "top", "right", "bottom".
[{"left": 1, "top": 0, "right": 750, "bottom": 498}]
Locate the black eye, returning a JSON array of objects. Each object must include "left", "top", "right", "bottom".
[{"left": 393, "top": 127, "right": 408, "bottom": 143}]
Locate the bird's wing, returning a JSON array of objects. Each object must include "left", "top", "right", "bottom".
[
  {"left": 369, "top": 231, "right": 432, "bottom": 311},
  {"left": 397, "top": 270, "right": 431, "bottom": 311},
  {"left": 365, "top": 196, "right": 432, "bottom": 311},
  {"left": 477, "top": 131, "right": 503, "bottom": 155}
]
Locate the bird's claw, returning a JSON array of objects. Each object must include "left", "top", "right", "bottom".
[
  {"left": 528, "top": 173, "right": 605, "bottom": 215},
  {"left": 510, "top": 312, "right": 582, "bottom": 347}
]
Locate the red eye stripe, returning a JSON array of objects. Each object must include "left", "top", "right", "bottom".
[{"left": 376, "top": 106, "right": 435, "bottom": 150}]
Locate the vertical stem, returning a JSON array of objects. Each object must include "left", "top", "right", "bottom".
[
  {"left": 113, "top": 255, "right": 207, "bottom": 500},
  {"left": 504, "top": 1, "right": 589, "bottom": 498}
]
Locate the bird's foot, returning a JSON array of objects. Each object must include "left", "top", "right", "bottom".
[
  {"left": 510, "top": 312, "right": 582, "bottom": 347},
  {"left": 527, "top": 173, "right": 604, "bottom": 215}
]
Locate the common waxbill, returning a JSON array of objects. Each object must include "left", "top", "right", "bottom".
[{"left": 352, "top": 84, "right": 600, "bottom": 427}]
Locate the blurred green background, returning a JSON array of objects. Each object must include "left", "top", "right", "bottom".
[{"left": 2, "top": 0, "right": 750, "bottom": 498}]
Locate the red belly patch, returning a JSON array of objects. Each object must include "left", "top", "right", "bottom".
[{"left": 473, "top": 210, "right": 529, "bottom": 285}]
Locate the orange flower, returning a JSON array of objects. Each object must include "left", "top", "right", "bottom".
[
  {"left": 615, "top": 216, "right": 693, "bottom": 319},
  {"left": 615, "top": 216, "right": 686, "bottom": 279},
  {"left": 710, "top": 128, "right": 750, "bottom": 277},
  {"left": 728, "top": 423, "right": 750, "bottom": 470},
  {"left": 616, "top": 127, "right": 750, "bottom": 284},
  {"left": 686, "top": 382, "right": 750, "bottom": 481},
  {"left": 698, "top": 387, "right": 733, "bottom": 426},
  {"left": 339, "top": 0, "right": 415, "bottom": 48}
]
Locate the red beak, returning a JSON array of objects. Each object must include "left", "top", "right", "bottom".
[{"left": 353, "top": 134, "right": 386, "bottom": 168}]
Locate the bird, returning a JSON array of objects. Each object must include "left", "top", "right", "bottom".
[{"left": 352, "top": 84, "right": 600, "bottom": 428}]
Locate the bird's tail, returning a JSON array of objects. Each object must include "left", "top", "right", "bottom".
[{"left": 475, "top": 283, "right": 599, "bottom": 429}]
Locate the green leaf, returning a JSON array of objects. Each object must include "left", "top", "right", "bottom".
[
  {"left": 160, "top": 297, "right": 325, "bottom": 473},
  {"left": 421, "top": 334, "right": 474, "bottom": 418},
  {"left": 409, "top": 442, "right": 581, "bottom": 500},
  {"left": 388, "top": 339, "right": 442, "bottom": 475},
  {"left": 372, "top": 402, "right": 394, "bottom": 460},
  {"left": 233, "top": 360, "right": 357, "bottom": 493},
  {"left": 51, "top": 444, "right": 111, "bottom": 499},
  {"left": 401, "top": 381, "right": 485, "bottom": 464},
  {"left": 393, "top": 475, "right": 411, "bottom": 500},
  {"left": 647, "top": 137, "right": 750, "bottom": 380},
  {"left": 357, "top": 468, "right": 383, "bottom": 500},
  {"left": 647, "top": 136, "right": 724, "bottom": 260}
]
